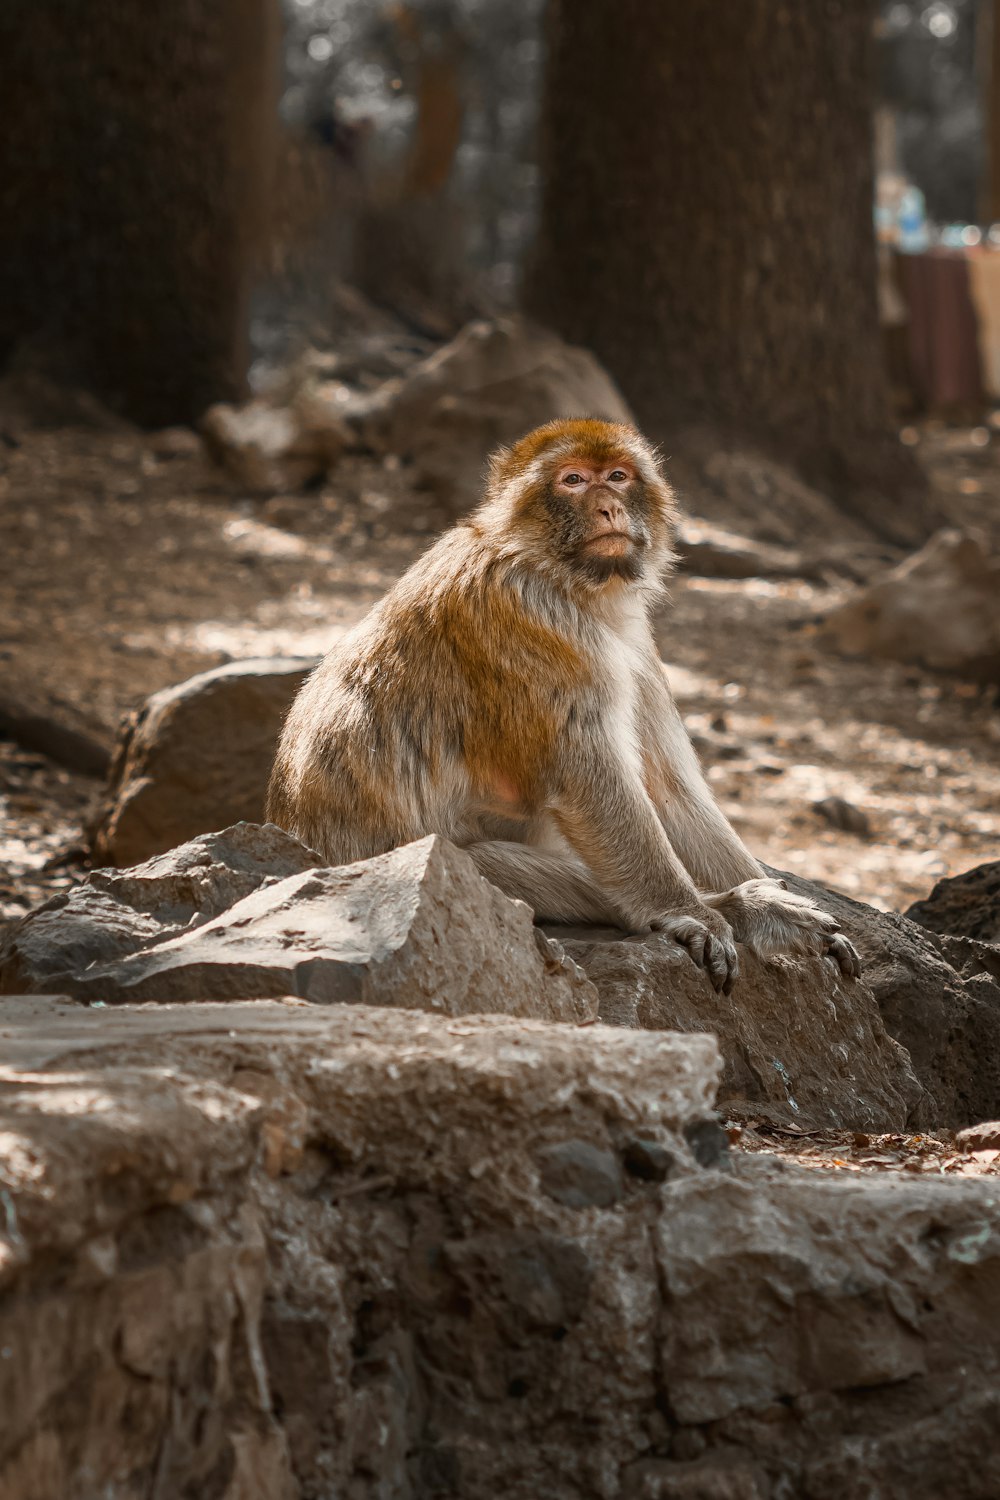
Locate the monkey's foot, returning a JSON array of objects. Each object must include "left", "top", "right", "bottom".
[
  {"left": 706, "top": 878, "right": 862, "bottom": 980},
  {"left": 648, "top": 908, "right": 739, "bottom": 995}
]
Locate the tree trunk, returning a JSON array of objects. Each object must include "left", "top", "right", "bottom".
[
  {"left": 0, "top": 0, "right": 280, "bottom": 427},
  {"left": 525, "top": 0, "right": 924, "bottom": 529},
  {"left": 980, "top": 0, "right": 1000, "bottom": 225}
]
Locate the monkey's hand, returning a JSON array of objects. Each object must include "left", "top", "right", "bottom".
[
  {"left": 705, "top": 878, "right": 861, "bottom": 979},
  {"left": 646, "top": 906, "right": 739, "bottom": 996}
]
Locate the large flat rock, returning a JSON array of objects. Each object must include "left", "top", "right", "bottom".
[{"left": 3, "top": 997, "right": 1000, "bottom": 1499}]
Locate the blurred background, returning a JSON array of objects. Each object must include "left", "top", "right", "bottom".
[{"left": 1, "top": 0, "right": 998, "bottom": 928}]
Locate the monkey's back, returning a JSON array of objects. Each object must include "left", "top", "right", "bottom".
[{"left": 266, "top": 526, "right": 593, "bottom": 865}]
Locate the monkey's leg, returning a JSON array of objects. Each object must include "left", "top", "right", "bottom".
[{"left": 466, "top": 840, "right": 624, "bottom": 925}]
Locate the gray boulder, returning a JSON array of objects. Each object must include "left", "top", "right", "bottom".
[
  {"left": 90, "top": 657, "right": 315, "bottom": 867},
  {"left": 907, "top": 860, "right": 1000, "bottom": 945},
  {"left": 1, "top": 828, "right": 598, "bottom": 1024},
  {"left": 824, "top": 528, "right": 1000, "bottom": 681},
  {"left": 674, "top": 518, "right": 819, "bottom": 581},
  {"left": 349, "top": 316, "right": 636, "bottom": 511},
  {"left": 777, "top": 867, "right": 1000, "bottom": 1129},
  {"left": 13, "top": 817, "right": 1000, "bottom": 1128},
  {"left": 553, "top": 924, "right": 922, "bottom": 1133},
  {"left": 201, "top": 382, "right": 352, "bottom": 494},
  {"left": 0, "top": 822, "right": 322, "bottom": 995}
]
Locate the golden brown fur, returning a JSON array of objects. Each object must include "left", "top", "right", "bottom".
[{"left": 268, "top": 419, "right": 860, "bottom": 990}]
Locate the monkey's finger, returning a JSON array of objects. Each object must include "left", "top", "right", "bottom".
[
  {"left": 704, "top": 935, "right": 733, "bottom": 994},
  {"left": 683, "top": 929, "right": 708, "bottom": 970},
  {"left": 721, "top": 940, "right": 739, "bottom": 996},
  {"left": 826, "top": 933, "right": 862, "bottom": 979}
]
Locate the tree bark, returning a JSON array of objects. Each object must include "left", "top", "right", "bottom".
[
  {"left": 0, "top": 0, "right": 280, "bottom": 426},
  {"left": 980, "top": 0, "right": 1000, "bottom": 225},
  {"left": 525, "top": 0, "right": 923, "bottom": 525}
]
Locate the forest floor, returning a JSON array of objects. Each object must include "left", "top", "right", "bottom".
[{"left": 1, "top": 408, "right": 998, "bottom": 936}]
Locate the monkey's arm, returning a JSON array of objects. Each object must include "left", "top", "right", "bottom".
[
  {"left": 549, "top": 737, "right": 740, "bottom": 993},
  {"left": 637, "top": 662, "right": 764, "bottom": 890},
  {"left": 638, "top": 663, "right": 860, "bottom": 978}
]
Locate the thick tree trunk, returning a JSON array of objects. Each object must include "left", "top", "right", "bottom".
[
  {"left": 0, "top": 0, "right": 279, "bottom": 426},
  {"left": 980, "top": 0, "right": 1000, "bottom": 224},
  {"left": 525, "top": 0, "right": 923, "bottom": 527}
]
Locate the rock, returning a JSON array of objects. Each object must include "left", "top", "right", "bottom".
[
  {"left": 623, "top": 1456, "right": 768, "bottom": 1499},
  {"left": 955, "top": 1121, "right": 1000, "bottom": 1152},
  {"left": 774, "top": 867, "right": 1000, "bottom": 1129},
  {"left": 4, "top": 995, "right": 1000, "bottom": 1498},
  {"left": 0, "top": 997, "right": 717, "bottom": 1497},
  {"left": 0, "top": 685, "right": 111, "bottom": 777},
  {"left": 349, "top": 316, "right": 636, "bottom": 511},
  {"left": 666, "top": 439, "right": 878, "bottom": 548},
  {"left": 19, "top": 809, "right": 1000, "bottom": 1131},
  {"left": 934, "top": 932, "right": 1000, "bottom": 989},
  {"left": 0, "top": 822, "right": 322, "bottom": 996},
  {"left": 536, "top": 1139, "right": 625, "bottom": 1208},
  {"left": 554, "top": 859, "right": 1000, "bottom": 1131},
  {"left": 674, "top": 519, "right": 817, "bottom": 581},
  {"left": 622, "top": 1137, "right": 677, "bottom": 1184},
  {"left": 147, "top": 425, "right": 203, "bottom": 459},
  {"left": 683, "top": 1118, "right": 731, "bottom": 1169},
  {"left": 90, "top": 657, "right": 315, "bottom": 867},
  {"left": 907, "top": 860, "right": 1000, "bottom": 944},
  {"left": 551, "top": 923, "right": 922, "bottom": 1132},
  {"left": 824, "top": 528, "right": 1000, "bottom": 682},
  {"left": 812, "top": 796, "right": 872, "bottom": 837},
  {"left": 202, "top": 383, "right": 352, "bottom": 494},
  {"left": 0, "top": 829, "right": 598, "bottom": 1024}
]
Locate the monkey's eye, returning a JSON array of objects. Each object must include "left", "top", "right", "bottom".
[
  {"left": 608, "top": 470, "right": 629, "bottom": 483},
  {"left": 562, "top": 472, "right": 586, "bottom": 486}
]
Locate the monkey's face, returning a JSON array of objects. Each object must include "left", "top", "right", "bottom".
[
  {"left": 544, "top": 457, "right": 651, "bottom": 585},
  {"left": 484, "top": 419, "right": 679, "bottom": 593}
]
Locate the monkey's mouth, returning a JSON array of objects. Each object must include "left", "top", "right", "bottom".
[{"left": 583, "top": 532, "right": 634, "bottom": 558}]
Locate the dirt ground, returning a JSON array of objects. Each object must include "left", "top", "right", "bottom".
[{"left": 1, "top": 408, "right": 998, "bottom": 930}]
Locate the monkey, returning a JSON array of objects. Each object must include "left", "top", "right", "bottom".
[{"left": 267, "top": 418, "right": 861, "bottom": 994}]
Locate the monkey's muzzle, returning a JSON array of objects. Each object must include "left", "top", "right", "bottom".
[{"left": 584, "top": 532, "right": 634, "bottom": 558}]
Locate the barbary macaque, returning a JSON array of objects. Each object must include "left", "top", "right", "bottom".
[{"left": 267, "top": 419, "right": 860, "bottom": 993}]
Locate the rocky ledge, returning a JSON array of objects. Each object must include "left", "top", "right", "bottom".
[{"left": 3, "top": 997, "right": 1000, "bottom": 1499}]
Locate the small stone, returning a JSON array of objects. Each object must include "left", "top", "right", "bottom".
[
  {"left": 683, "top": 1119, "right": 730, "bottom": 1170},
  {"left": 537, "top": 1140, "right": 625, "bottom": 1208},
  {"left": 812, "top": 796, "right": 871, "bottom": 837},
  {"left": 622, "top": 1137, "right": 676, "bottom": 1183}
]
